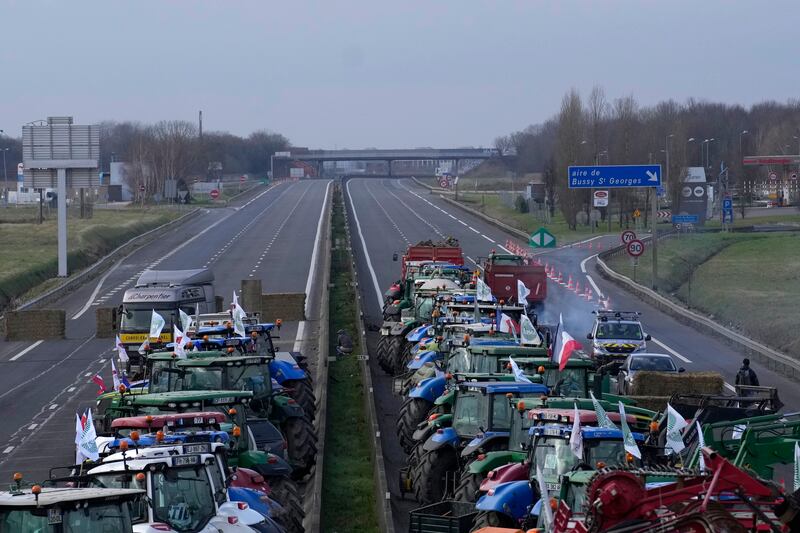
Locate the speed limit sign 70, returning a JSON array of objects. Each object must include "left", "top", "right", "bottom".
[
  {"left": 626, "top": 239, "right": 645, "bottom": 257},
  {"left": 621, "top": 230, "right": 637, "bottom": 245}
]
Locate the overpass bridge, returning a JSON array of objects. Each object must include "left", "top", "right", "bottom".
[{"left": 270, "top": 148, "right": 497, "bottom": 178}]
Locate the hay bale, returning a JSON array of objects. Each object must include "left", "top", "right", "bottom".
[
  {"left": 630, "top": 371, "right": 724, "bottom": 397},
  {"left": 625, "top": 396, "right": 671, "bottom": 412}
]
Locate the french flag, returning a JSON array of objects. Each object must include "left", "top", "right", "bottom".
[
  {"left": 553, "top": 313, "right": 582, "bottom": 371},
  {"left": 91, "top": 373, "right": 106, "bottom": 395}
]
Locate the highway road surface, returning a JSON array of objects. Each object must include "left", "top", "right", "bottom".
[
  {"left": 0, "top": 179, "right": 331, "bottom": 483},
  {"left": 343, "top": 177, "right": 800, "bottom": 531}
]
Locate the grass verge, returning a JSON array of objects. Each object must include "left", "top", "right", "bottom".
[
  {"left": 321, "top": 184, "right": 379, "bottom": 533},
  {"left": 0, "top": 208, "right": 180, "bottom": 310},
  {"left": 606, "top": 231, "right": 800, "bottom": 360}
]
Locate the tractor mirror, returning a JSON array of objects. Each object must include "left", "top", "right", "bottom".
[
  {"left": 392, "top": 253, "right": 398, "bottom": 262},
  {"left": 678, "top": 367, "right": 686, "bottom": 373},
  {"left": 586, "top": 333, "right": 593, "bottom": 339},
  {"left": 644, "top": 334, "right": 652, "bottom": 341}
]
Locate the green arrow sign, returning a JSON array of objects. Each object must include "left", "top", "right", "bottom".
[{"left": 529, "top": 227, "right": 556, "bottom": 248}]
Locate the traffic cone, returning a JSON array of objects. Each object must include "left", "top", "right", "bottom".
[
  {"left": 585, "top": 288, "right": 593, "bottom": 301},
  {"left": 557, "top": 272, "right": 563, "bottom": 284},
  {"left": 603, "top": 297, "right": 611, "bottom": 310},
  {"left": 566, "top": 275, "right": 574, "bottom": 290},
  {"left": 597, "top": 242, "right": 603, "bottom": 250},
  {"left": 588, "top": 242, "right": 593, "bottom": 250},
  {"left": 574, "top": 280, "right": 581, "bottom": 294}
]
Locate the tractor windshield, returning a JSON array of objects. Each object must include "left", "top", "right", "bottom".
[
  {"left": 181, "top": 367, "right": 224, "bottom": 391},
  {"left": 149, "top": 360, "right": 180, "bottom": 393},
  {"left": 88, "top": 473, "right": 148, "bottom": 522},
  {"left": 0, "top": 502, "right": 135, "bottom": 533},
  {"left": 532, "top": 436, "right": 577, "bottom": 477},
  {"left": 508, "top": 412, "right": 534, "bottom": 451},
  {"left": 586, "top": 439, "right": 638, "bottom": 467},
  {"left": 453, "top": 392, "right": 487, "bottom": 437},
  {"left": 416, "top": 297, "right": 435, "bottom": 320},
  {"left": 223, "top": 363, "right": 272, "bottom": 399},
  {"left": 447, "top": 348, "right": 471, "bottom": 374},
  {"left": 545, "top": 368, "right": 588, "bottom": 398},
  {"left": 151, "top": 467, "right": 215, "bottom": 532}
]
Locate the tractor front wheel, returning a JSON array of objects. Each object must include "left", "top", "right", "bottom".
[
  {"left": 396, "top": 398, "right": 433, "bottom": 454},
  {"left": 283, "top": 416, "right": 318, "bottom": 480},
  {"left": 453, "top": 469, "right": 483, "bottom": 502},
  {"left": 376, "top": 336, "right": 393, "bottom": 373},
  {"left": 414, "top": 449, "right": 458, "bottom": 505},
  {"left": 470, "top": 511, "right": 517, "bottom": 532},
  {"left": 386, "top": 336, "right": 404, "bottom": 375}
]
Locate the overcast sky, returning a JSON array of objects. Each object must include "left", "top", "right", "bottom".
[{"left": 2, "top": 1, "right": 798, "bottom": 149}]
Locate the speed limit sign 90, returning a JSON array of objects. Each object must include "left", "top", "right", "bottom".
[{"left": 626, "top": 239, "right": 645, "bottom": 257}]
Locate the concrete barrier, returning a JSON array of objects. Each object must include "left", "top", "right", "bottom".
[
  {"left": 261, "top": 293, "right": 306, "bottom": 322},
  {"left": 95, "top": 307, "right": 117, "bottom": 338},
  {"left": 240, "top": 280, "right": 263, "bottom": 317},
  {"left": 4, "top": 310, "right": 66, "bottom": 340}
]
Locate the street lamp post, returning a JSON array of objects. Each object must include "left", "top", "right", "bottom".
[
  {"left": 686, "top": 137, "right": 696, "bottom": 166},
  {"left": 0, "top": 148, "right": 8, "bottom": 205}
]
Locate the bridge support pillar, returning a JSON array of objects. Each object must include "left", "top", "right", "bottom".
[{"left": 387, "top": 160, "right": 393, "bottom": 177}]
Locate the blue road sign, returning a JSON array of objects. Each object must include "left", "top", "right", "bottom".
[
  {"left": 722, "top": 198, "right": 733, "bottom": 210},
  {"left": 568, "top": 165, "right": 662, "bottom": 189},
  {"left": 672, "top": 214, "right": 699, "bottom": 224},
  {"left": 656, "top": 185, "right": 665, "bottom": 197}
]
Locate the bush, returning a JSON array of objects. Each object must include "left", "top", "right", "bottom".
[{"left": 515, "top": 195, "right": 529, "bottom": 213}]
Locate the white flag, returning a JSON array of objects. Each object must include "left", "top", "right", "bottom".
[
  {"left": 173, "top": 324, "right": 187, "bottom": 359},
  {"left": 115, "top": 335, "right": 129, "bottom": 363},
  {"left": 665, "top": 403, "right": 688, "bottom": 454},
  {"left": 517, "top": 279, "right": 531, "bottom": 306},
  {"left": 110, "top": 358, "right": 122, "bottom": 392},
  {"left": 535, "top": 464, "right": 554, "bottom": 527},
  {"left": 589, "top": 391, "right": 617, "bottom": 429},
  {"left": 520, "top": 314, "right": 542, "bottom": 346},
  {"left": 696, "top": 421, "right": 706, "bottom": 471},
  {"left": 476, "top": 277, "right": 493, "bottom": 302},
  {"left": 508, "top": 357, "right": 532, "bottom": 383},
  {"left": 794, "top": 442, "right": 800, "bottom": 491},
  {"left": 75, "top": 413, "right": 84, "bottom": 464},
  {"left": 78, "top": 409, "right": 100, "bottom": 461},
  {"left": 231, "top": 290, "right": 240, "bottom": 312},
  {"left": 149, "top": 310, "right": 166, "bottom": 340},
  {"left": 499, "top": 313, "right": 518, "bottom": 343},
  {"left": 232, "top": 304, "right": 246, "bottom": 337},
  {"left": 618, "top": 402, "right": 641, "bottom": 460},
  {"left": 569, "top": 404, "right": 583, "bottom": 460},
  {"left": 179, "top": 308, "right": 193, "bottom": 333},
  {"left": 137, "top": 340, "right": 150, "bottom": 355}
]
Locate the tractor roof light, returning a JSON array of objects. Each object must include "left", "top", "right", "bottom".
[
  {"left": 227, "top": 347, "right": 235, "bottom": 354},
  {"left": 537, "top": 366, "right": 545, "bottom": 374},
  {"left": 203, "top": 335, "right": 209, "bottom": 342},
  {"left": 228, "top": 408, "right": 237, "bottom": 416},
  {"left": 12, "top": 473, "right": 22, "bottom": 482},
  {"left": 130, "top": 431, "right": 140, "bottom": 442},
  {"left": 185, "top": 341, "right": 193, "bottom": 349},
  {"left": 549, "top": 497, "right": 558, "bottom": 511},
  {"left": 649, "top": 421, "right": 659, "bottom": 433},
  {"left": 626, "top": 452, "right": 635, "bottom": 463},
  {"left": 155, "top": 431, "right": 165, "bottom": 443},
  {"left": 428, "top": 414, "right": 438, "bottom": 421},
  {"left": 445, "top": 373, "right": 453, "bottom": 380},
  {"left": 276, "top": 319, "right": 282, "bottom": 328},
  {"left": 135, "top": 472, "right": 146, "bottom": 482},
  {"left": 118, "top": 384, "right": 127, "bottom": 394},
  {"left": 596, "top": 461, "right": 606, "bottom": 469},
  {"left": 232, "top": 426, "right": 242, "bottom": 438},
  {"left": 31, "top": 485, "right": 41, "bottom": 497},
  {"left": 516, "top": 401, "right": 526, "bottom": 412},
  {"left": 119, "top": 440, "right": 129, "bottom": 452}
]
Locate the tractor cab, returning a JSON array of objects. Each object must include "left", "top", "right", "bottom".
[{"left": 0, "top": 484, "right": 143, "bottom": 533}]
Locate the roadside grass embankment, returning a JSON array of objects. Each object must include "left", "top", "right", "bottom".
[
  {"left": 606, "top": 231, "right": 800, "bottom": 360},
  {"left": 0, "top": 208, "right": 180, "bottom": 311},
  {"left": 321, "top": 186, "right": 379, "bottom": 533}
]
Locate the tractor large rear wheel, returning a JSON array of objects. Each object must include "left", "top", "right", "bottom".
[
  {"left": 396, "top": 398, "right": 433, "bottom": 454},
  {"left": 283, "top": 416, "right": 317, "bottom": 480},
  {"left": 385, "top": 336, "right": 404, "bottom": 375},
  {"left": 283, "top": 378, "right": 316, "bottom": 421},
  {"left": 470, "top": 511, "right": 517, "bottom": 532},
  {"left": 265, "top": 475, "right": 304, "bottom": 533},
  {"left": 376, "top": 336, "right": 393, "bottom": 373},
  {"left": 394, "top": 341, "right": 413, "bottom": 373},
  {"left": 453, "top": 469, "right": 483, "bottom": 502},
  {"left": 414, "top": 449, "right": 458, "bottom": 505}
]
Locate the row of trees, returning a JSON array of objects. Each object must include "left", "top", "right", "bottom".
[
  {"left": 495, "top": 88, "right": 800, "bottom": 229},
  {"left": 0, "top": 121, "right": 290, "bottom": 198}
]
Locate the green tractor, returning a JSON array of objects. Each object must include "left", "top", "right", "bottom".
[{"left": 146, "top": 350, "right": 317, "bottom": 478}]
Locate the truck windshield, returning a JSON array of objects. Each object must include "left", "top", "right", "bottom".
[
  {"left": 0, "top": 502, "right": 133, "bottom": 533},
  {"left": 151, "top": 467, "right": 215, "bottom": 532},
  {"left": 121, "top": 306, "right": 194, "bottom": 332},
  {"left": 595, "top": 323, "right": 643, "bottom": 340},
  {"left": 453, "top": 392, "right": 486, "bottom": 436}
]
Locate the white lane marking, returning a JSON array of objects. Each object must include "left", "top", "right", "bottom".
[
  {"left": 448, "top": 214, "right": 457, "bottom": 220},
  {"left": 580, "top": 254, "right": 598, "bottom": 274},
  {"left": 481, "top": 234, "right": 494, "bottom": 242},
  {"left": 468, "top": 226, "right": 480, "bottom": 233},
  {"left": 27, "top": 424, "right": 37, "bottom": 430},
  {"left": 9, "top": 340, "right": 43, "bottom": 362},
  {"left": 49, "top": 404, "right": 58, "bottom": 410},
  {"left": 724, "top": 382, "right": 736, "bottom": 393},
  {"left": 67, "top": 387, "right": 76, "bottom": 392},
  {"left": 346, "top": 180, "right": 384, "bottom": 309},
  {"left": 650, "top": 338, "right": 693, "bottom": 364},
  {"left": 585, "top": 275, "right": 603, "bottom": 299},
  {"left": 3, "top": 447, "right": 13, "bottom": 454},
  {"left": 458, "top": 220, "right": 468, "bottom": 226},
  {"left": 71, "top": 184, "right": 285, "bottom": 320}
]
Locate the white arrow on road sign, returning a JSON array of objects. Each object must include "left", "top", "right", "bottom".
[
  {"left": 646, "top": 170, "right": 658, "bottom": 182},
  {"left": 531, "top": 232, "right": 554, "bottom": 247}
]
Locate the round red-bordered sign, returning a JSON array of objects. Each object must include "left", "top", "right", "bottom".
[
  {"left": 626, "top": 239, "right": 645, "bottom": 257},
  {"left": 209, "top": 189, "right": 220, "bottom": 199},
  {"left": 621, "top": 230, "right": 637, "bottom": 245}
]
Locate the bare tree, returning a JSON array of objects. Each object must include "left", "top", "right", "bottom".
[{"left": 556, "top": 89, "right": 585, "bottom": 229}]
